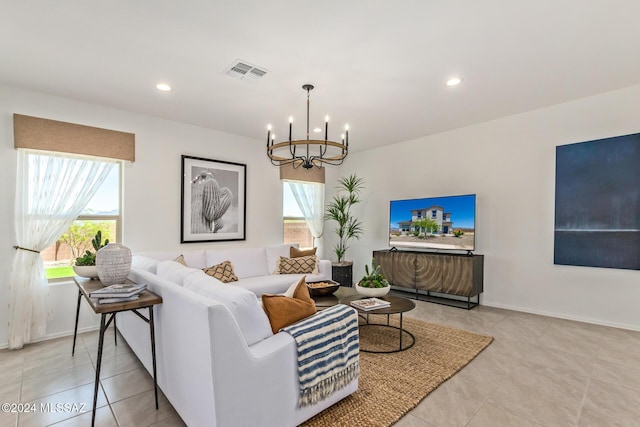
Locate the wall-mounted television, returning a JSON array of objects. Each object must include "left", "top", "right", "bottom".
[{"left": 389, "top": 194, "right": 476, "bottom": 252}]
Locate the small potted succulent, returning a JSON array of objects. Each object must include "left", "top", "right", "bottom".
[
  {"left": 355, "top": 259, "right": 390, "bottom": 297},
  {"left": 73, "top": 230, "right": 108, "bottom": 279}
]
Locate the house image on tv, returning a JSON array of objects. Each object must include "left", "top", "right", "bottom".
[{"left": 398, "top": 206, "right": 454, "bottom": 234}]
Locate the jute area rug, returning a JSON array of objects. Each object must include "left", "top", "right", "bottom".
[{"left": 302, "top": 316, "right": 493, "bottom": 427}]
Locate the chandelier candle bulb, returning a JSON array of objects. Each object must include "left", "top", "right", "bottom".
[
  {"left": 325, "top": 115, "right": 329, "bottom": 140},
  {"left": 289, "top": 116, "right": 293, "bottom": 141}
]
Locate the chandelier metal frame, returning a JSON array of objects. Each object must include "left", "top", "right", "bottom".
[{"left": 266, "top": 84, "right": 349, "bottom": 169}]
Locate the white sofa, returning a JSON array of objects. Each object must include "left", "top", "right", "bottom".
[
  {"left": 117, "top": 245, "right": 357, "bottom": 427},
  {"left": 135, "top": 243, "right": 332, "bottom": 297}
]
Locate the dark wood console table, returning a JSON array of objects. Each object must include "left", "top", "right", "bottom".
[
  {"left": 373, "top": 250, "right": 484, "bottom": 309},
  {"left": 72, "top": 277, "right": 162, "bottom": 427}
]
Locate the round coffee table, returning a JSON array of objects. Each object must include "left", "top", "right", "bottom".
[
  {"left": 339, "top": 294, "right": 416, "bottom": 353},
  {"left": 311, "top": 286, "right": 358, "bottom": 309}
]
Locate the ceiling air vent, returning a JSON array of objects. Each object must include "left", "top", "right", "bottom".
[{"left": 224, "top": 60, "right": 268, "bottom": 82}]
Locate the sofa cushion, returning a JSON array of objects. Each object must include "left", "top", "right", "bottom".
[
  {"left": 238, "top": 273, "right": 327, "bottom": 297},
  {"left": 290, "top": 246, "right": 317, "bottom": 258},
  {"left": 131, "top": 256, "right": 159, "bottom": 274},
  {"left": 137, "top": 251, "right": 207, "bottom": 269},
  {"left": 275, "top": 255, "right": 319, "bottom": 275},
  {"left": 203, "top": 260, "right": 238, "bottom": 283},
  {"left": 206, "top": 248, "right": 268, "bottom": 279},
  {"left": 183, "top": 271, "right": 273, "bottom": 346},
  {"left": 262, "top": 277, "right": 317, "bottom": 333},
  {"left": 265, "top": 244, "right": 298, "bottom": 274},
  {"left": 156, "top": 260, "right": 202, "bottom": 286}
]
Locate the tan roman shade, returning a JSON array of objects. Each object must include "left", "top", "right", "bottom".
[
  {"left": 279, "top": 163, "right": 325, "bottom": 183},
  {"left": 13, "top": 114, "right": 135, "bottom": 162}
]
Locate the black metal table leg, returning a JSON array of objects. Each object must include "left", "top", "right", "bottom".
[
  {"left": 149, "top": 306, "right": 159, "bottom": 410},
  {"left": 72, "top": 290, "right": 82, "bottom": 356},
  {"left": 114, "top": 314, "right": 117, "bottom": 346},
  {"left": 92, "top": 314, "right": 107, "bottom": 427},
  {"left": 399, "top": 313, "right": 403, "bottom": 350}
]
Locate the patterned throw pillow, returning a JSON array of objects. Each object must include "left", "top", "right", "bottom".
[
  {"left": 275, "top": 255, "right": 319, "bottom": 275},
  {"left": 174, "top": 254, "right": 187, "bottom": 266},
  {"left": 290, "top": 246, "right": 317, "bottom": 258},
  {"left": 202, "top": 260, "right": 238, "bottom": 283}
]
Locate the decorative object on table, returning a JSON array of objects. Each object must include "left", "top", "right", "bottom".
[
  {"left": 306, "top": 280, "right": 340, "bottom": 296},
  {"left": 266, "top": 84, "right": 349, "bottom": 170},
  {"left": 325, "top": 174, "right": 365, "bottom": 287},
  {"left": 72, "top": 230, "right": 109, "bottom": 279},
  {"left": 181, "top": 155, "right": 246, "bottom": 243},
  {"left": 355, "top": 258, "right": 390, "bottom": 297},
  {"left": 96, "top": 243, "right": 132, "bottom": 286},
  {"left": 350, "top": 297, "right": 391, "bottom": 311}
]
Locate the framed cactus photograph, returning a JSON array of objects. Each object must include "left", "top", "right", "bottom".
[{"left": 181, "top": 155, "right": 246, "bottom": 243}]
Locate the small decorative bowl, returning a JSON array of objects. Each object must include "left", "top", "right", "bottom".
[
  {"left": 355, "top": 282, "right": 391, "bottom": 297},
  {"left": 73, "top": 265, "right": 99, "bottom": 279},
  {"left": 306, "top": 280, "right": 340, "bottom": 296}
]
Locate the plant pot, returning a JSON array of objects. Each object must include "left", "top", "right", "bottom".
[
  {"left": 73, "top": 265, "right": 99, "bottom": 279},
  {"left": 331, "top": 262, "right": 353, "bottom": 287},
  {"left": 355, "top": 282, "right": 391, "bottom": 297},
  {"left": 96, "top": 243, "right": 132, "bottom": 286}
]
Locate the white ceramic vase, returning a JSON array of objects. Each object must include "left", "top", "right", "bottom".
[
  {"left": 355, "top": 282, "right": 391, "bottom": 297},
  {"left": 96, "top": 243, "right": 132, "bottom": 286}
]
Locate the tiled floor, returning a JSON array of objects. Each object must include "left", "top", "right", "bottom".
[{"left": 1, "top": 300, "right": 640, "bottom": 426}]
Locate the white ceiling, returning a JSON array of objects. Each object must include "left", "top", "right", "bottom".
[{"left": 2, "top": 1, "right": 640, "bottom": 152}]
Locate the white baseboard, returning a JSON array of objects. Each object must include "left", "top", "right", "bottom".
[
  {"left": 482, "top": 300, "right": 640, "bottom": 332},
  {"left": 0, "top": 324, "right": 101, "bottom": 350}
]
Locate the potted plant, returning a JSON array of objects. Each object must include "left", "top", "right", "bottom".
[
  {"left": 325, "top": 174, "right": 364, "bottom": 287},
  {"left": 356, "top": 258, "right": 390, "bottom": 297},
  {"left": 72, "top": 230, "right": 109, "bottom": 278}
]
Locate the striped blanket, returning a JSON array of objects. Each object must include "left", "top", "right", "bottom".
[{"left": 281, "top": 304, "right": 360, "bottom": 407}]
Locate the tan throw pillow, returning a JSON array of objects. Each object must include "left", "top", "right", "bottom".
[
  {"left": 202, "top": 260, "right": 238, "bottom": 283},
  {"left": 290, "top": 246, "right": 317, "bottom": 258},
  {"left": 275, "top": 255, "right": 319, "bottom": 275},
  {"left": 262, "top": 277, "right": 317, "bottom": 333},
  {"left": 174, "top": 254, "right": 187, "bottom": 266}
]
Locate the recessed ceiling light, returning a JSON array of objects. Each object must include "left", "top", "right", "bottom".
[
  {"left": 156, "top": 83, "right": 172, "bottom": 91},
  {"left": 446, "top": 77, "right": 463, "bottom": 87},
  {"left": 313, "top": 128, "right": 322, "bottom": 133}
]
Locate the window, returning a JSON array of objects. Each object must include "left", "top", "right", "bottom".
[
  {"left": 282, "top": 181, "right": 314, "bottom": 249},
  {"left": 417, "top": 211, "right": 422, "bottom": 219},
  {"left": 42, "top": 163, "right": 122, "bottom": 280},
  {"left": 432, "top": 210, "right": 437, "bottom": 218}
]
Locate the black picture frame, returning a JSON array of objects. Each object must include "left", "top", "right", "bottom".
[{"left": 181, "top": 155, "right": 246, "bottom": 243}]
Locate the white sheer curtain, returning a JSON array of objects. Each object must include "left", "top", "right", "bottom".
[
  {"left": 9, "top": 150, "right": 116, "bottom": 349},
  {"left": 288, "top": 180, "right": 325, "bottom": 254}
]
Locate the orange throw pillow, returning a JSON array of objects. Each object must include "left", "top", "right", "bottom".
[
  {"left": 290, "top": 246, "right": 317, "bottom": 258},
  {"left": 262, "top": 277, "right": 317, "bottom": 333}
]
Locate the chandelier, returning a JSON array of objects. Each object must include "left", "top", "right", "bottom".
[{"left": 267, "top": 84, "right": 349, "bottom": 169}]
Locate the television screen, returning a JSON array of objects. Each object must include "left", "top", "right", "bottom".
[{"left": 389, "top": 194, "right": 476, "bottom": 251}]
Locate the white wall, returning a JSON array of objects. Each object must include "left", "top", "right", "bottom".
[
  {"left": 329, "top": 84, "right": 640, "bottom": 330},
  {"left": 0, "top": 84, "right": 282, "bottom": 348}
]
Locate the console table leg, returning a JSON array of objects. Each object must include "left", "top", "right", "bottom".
[
  {"left": 113, "top": 314, "right": 117, "bottom": 346},
  {"left": 149, "top": 306, "right": 159, "bottom": 410},
  {"left": 92, "top": 314, "right": 107, "bottom": 427},
  {"left": 399, "top": 313, "right": 403, "bottom": 350},
  {"left": 72, "top": 290, "right": 82, "bottom": 356}
]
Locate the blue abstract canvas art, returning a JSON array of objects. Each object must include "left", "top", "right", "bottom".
[{"left": 554, "top": 132, "right": 640, "bottom": 270}]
